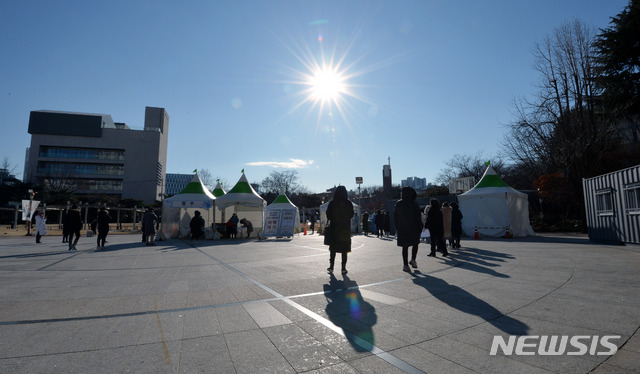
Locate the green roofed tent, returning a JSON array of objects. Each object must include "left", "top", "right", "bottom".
[
  {"left": 212, "top": 181, "right": 226, "bottom": 197},
  {"left": 264, "top": 193, "right": 300, "bottom": 238},
  {"left": 458, "top": 166, "right": 534, "bottom": 238},
  {"left": 161, "top": 173, "right": 217, "bottom": 239},
  {"left": 215, "top": 173, "right": 266, "bottom": 238}
]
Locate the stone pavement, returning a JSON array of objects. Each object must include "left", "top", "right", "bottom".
[{"left": 0, "top": 232, "right": 638, "bottom": 373}]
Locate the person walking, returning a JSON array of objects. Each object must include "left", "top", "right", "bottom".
[
  {"left": 451, "top": 202, "right": 464, "bottom": 248},
  {"left": 394, "top": 187, "right": 423, "bottom": 272},
  {"left": 35, "top": 210, "right": 46, "bottom": 243},
  {"left": 96, "top": 207, "right": 111, "bottom": 249},
  {"left": 325, "top": 186, "right": 354, "bottom": 275},
  {"left": 425, "top": 198, "right": 448, "bottom": 257},
  {"left": 190, "top": 210, "right": 205, "bottom": 241},
  {"left": 66, "top": 204, "right": 83, "bottom": 251},
  {"left": 142, "top": 207, "right": 159, "bottom": 245},
  {"left": 442, "top": 201, "right": 453, "bottom": 249}
]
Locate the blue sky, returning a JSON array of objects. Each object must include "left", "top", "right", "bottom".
[{"left": 0, "top": 1, "right": 629, "bottom": 193}]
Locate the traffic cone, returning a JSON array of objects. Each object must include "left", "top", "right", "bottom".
[
  {"left": 304, "top": 226, "right": 307, "bottom": 235},
  {"left": 474, "top": 226, "right": 479, "bottom": 240},
  {"left": 505, "top": 225, "right": 511, "bottom": 238}
]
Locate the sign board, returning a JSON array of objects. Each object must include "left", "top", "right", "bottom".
[
  {"left": 355, "top": 177, "right": 363, "bottom": 184},
  {"left": 263, "top": 210, "right": 280, "bottom": 237},
  {"left": 21, "top": 200, "right": 41, "bottom": 221}
]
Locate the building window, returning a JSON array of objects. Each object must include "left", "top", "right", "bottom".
[
  {"left": 624, "top": 183, "right": 640, "bottom": 215},
  {"left": 595, "top": 188, "right": 614, "bottom": 216},
  {"left": 39, "top": 146, "right": 125, "bottom": 161}
]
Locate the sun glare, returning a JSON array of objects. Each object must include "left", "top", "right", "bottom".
[{"left": 309, "top": 68, "right": 345, "bottom": 102}]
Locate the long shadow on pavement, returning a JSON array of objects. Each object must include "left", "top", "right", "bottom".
[
  {"left": 323, "top": 273, "right": 378, "bottom": 352},
  {"left": 411, "top": 272, "right": 529, "bottom": 335}
]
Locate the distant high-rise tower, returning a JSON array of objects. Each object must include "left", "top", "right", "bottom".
[{"left": 383, "top": 156, "right": 392, "bottom": 196}]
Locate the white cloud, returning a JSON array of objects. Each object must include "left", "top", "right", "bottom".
[{"left": 246, "top": 159, "right": 314, "bottom": 169}]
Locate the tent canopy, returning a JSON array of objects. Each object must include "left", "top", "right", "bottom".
[
  {"left": 161, "top": 173, "right": 216, "bottom": 239},
  {"left": 212, "top": 181, "right": 226, "bottom": 198},
  {"left": 216, "top": 173, "right": 265, "bottom": 209},
  {"left": 164, "top": 173, "right": 216, "bottom": 209},
  {"left": 215, "top": 172, "right": 266, "bottom": 238},
  {"left": 458, "top": 166, "right": 534, "bottom": 238}
]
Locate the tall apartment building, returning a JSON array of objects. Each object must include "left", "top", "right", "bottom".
[
  {"left": 401, "top": 177, "right": 427, "bottom": 191},
  {"left": 25, "top": 107, "right": 169, "bottom": 204}
]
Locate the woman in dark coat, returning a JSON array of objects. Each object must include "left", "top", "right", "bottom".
[
  {"left": 425, "top": 198, "right": 448, "bottom": 257},
  {"left": 325, "top": 185, "right": 354, "bottom": 274},
  {"left": 394, "top": 187, "right": 423, "bottom": 272},
  {"left": 451, "top": 202, "right": 464, "bottom": 248}
]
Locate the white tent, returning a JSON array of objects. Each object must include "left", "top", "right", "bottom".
[
  {"left": 319, "top": 200, "right": 361, "bottom": 233},
  {"left": 458, "top": 166, "right": 534, "bottom": 238},
  {"left": 161, "top": 173, "right": 216, "bottom": 239},
  {"left": 215, "top": 172, "right": 266, "bottom": 238},
  {"left": 211, "top": 181, "right": 234, "bottom": 233},
  {"left": 264, "top": 193, "right": 300, "bottom": 238}
]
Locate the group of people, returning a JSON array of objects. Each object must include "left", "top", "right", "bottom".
[
  {"left": 60, "top": 206, "right": 159, "bottom": 249},
  {"left": 395, "top": 187, "right": 464, "bottom": 272},
  {"left": 189, "top": 211, "right": 253, "bottom": 241},
  {"left": 361, "top": 209, "right": 391, "bottom": 237},
  {"left": 325, "top": 185, "right": 465, "bottom": 274}
]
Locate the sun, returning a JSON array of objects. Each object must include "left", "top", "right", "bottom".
[{"left": 308, "top": 67, "right": 346, "bottom": 103}]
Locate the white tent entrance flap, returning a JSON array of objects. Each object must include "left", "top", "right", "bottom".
[
  {"left": 458, "top": 166, "right": 534, "bottom": 238},
  {"left": 264, "top": 193, "right": 300, "bottom": 238},
  {"left": 161, "top": 173, "right": 216, "bottom": 239},
  {"left": 215, "top": 173, "right": 266, "bottom": 238}
]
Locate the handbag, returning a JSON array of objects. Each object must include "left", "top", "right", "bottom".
[{"left": 324, "top": 222, "right": 333, "bottom": 245}]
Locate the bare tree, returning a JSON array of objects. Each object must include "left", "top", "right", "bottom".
[
  {"left": 260, "top": 170, "right": 302, "bottom": 194},
  {"left": 1, "top": 156, "right": 19, "bottom": 176},
  {"left": 198, "top": 168, "right": 215, "bottom": 190},
  {"left": 435, "top": 151, "right": 505, "bottom": 185},
  {"left": 501, "top": 19, "right": 619, "bottom": 216}
]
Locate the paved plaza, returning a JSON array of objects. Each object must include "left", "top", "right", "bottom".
[{"left": 0, "top": 232, "right": 639, "bottom": 373}]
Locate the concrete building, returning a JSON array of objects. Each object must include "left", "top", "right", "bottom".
[
  {"left": 25, "top": 107, "right": 169, "bottom": 204},
  {"left": 165, "top": 173, "right": 194, "bottom": 196},
  {"left": 401, "top": 176, "right": 427, "bottom": 192}
]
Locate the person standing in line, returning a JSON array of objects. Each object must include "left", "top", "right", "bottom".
[
  {"left": 96, "top": 207, "right": 111, "bottom": 249},
  {"left": 425, "top": 198, "right": 448, "bottom": 257},
  {"left": 62, "top": 211, "right": 70, "bottom": 243},
  {"left": 383, "top": 211, "right": 391, "bottom": 236},
  {"left": 375, "top": 209, "right": 384, "bottom": 238},
  {"left": 394, "top": 187, "right": 423, "bottom": 272},
  {"left": 325, "top": 186, "right": 354, "bottom": 275},
  {"left": 190, "top": 210, "right": 205, "bottom": 241},
  {"left": 441, "top": 201, "right": 453, "bottom": 249},
  {"left": 66, "top": 204, "right": 83, "bottom": 251},
  {"left": 362, "top": 211, "right": 369, "bottom": 235},
  {"left": 35, "top": 210, "right": 46, "bottom": 243},
  {"left": 239, "top": 218, "right": 253, "bottom": 238},
  {"left": 142, "top": 207, "right": 159, "bottom": 245},
  {"left": 229, "top": 213, "right": 239, "bottom": 238},
  {"left": 451, "top": 202, "right": 464, "bottom": 248}
]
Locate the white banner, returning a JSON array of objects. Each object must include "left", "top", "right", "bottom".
[{"left": 21, "top": 200, "right": 41, "bottom": 221}]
